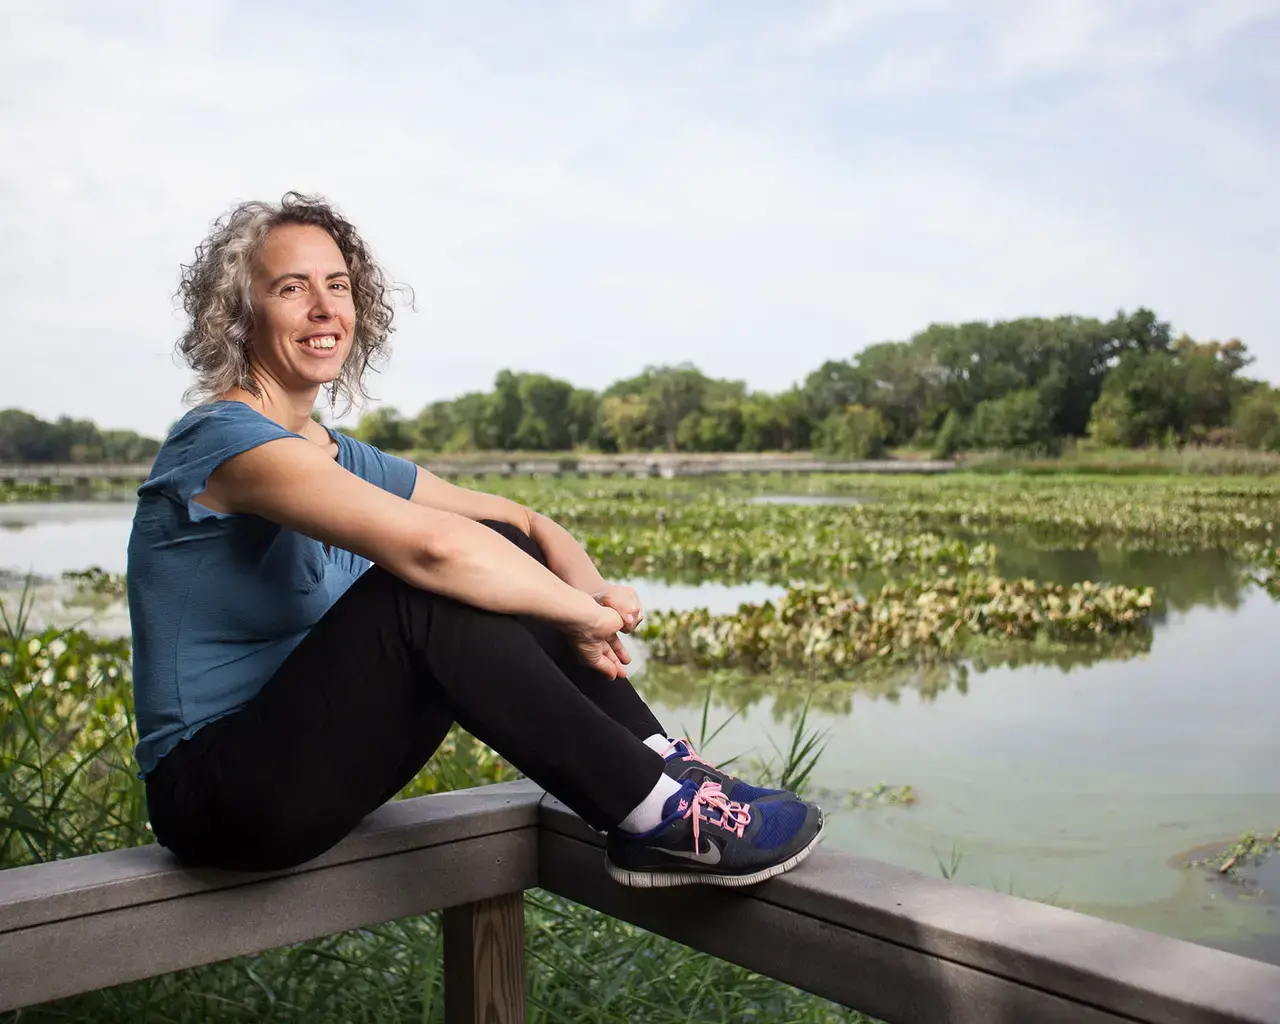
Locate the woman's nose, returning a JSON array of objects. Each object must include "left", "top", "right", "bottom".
[{"left": 311, "top": 288, "right": 338, "bottom": 318}]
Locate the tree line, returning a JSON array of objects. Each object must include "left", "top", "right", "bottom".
[
  {"left": 353, "top": 308, "right": 1280, "bottom": 457},
  {"left": 5, "top": 308, "right": 1279, "bottom": 463},
  {"left": 0, "top": 410, "right": 160, "bottom": 464}
]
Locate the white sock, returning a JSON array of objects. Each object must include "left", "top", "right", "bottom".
[
  {"left": 617, "top": 772, "right": 683, "bottom": 834},
  {"left": 642, "top": 733, "right": 672, "bottom": 756}
]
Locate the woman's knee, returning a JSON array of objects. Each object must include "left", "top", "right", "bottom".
[{"left": 480, "top": 518, "right": 547, "bottom": 564}]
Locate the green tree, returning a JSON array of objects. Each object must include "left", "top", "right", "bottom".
[
  {"left": 1087, "top": 351, "right": 1184, "bottom": 447},
  {"left": 1233, "top": 386, "right": 1280, "bottom": 451},
  {"left": 0, "top": 409, "right": 61, "bottom": 462},
  {"left": 1104, "top": 307, "right": 1172, "bottom": 357},
  {"left": 595, "top": 394, "right": 656, "bottom": 452},
  {"left": 566, "top": 389, "right": 601, "bottom": 448},
  {"left": 489, "top": 370, "right": 524, "bottom": 450},
  {"left": 676, "top": 398, "right": 744, "bottom": 452},
  {"left": 800, "top": 360, "right": 864, "bottom": 427},
  {"left": 740, "top": 390, "right": 810, "bottom": 451},
  {"left": 1088, "top": 338, "right": 1251, "bottom": 447},
  {"left": 332, "top": 307, "right": 1260, "bottom": 459},
  {"left": 846, "top": 341, "right": 936, "bottom": 446},
  {"left": 1176, "top": 336, "right": 1251, "bottom": 441},
  {"left": 0, "top": 409, "right": 160, "bottom": 463},
  {"left": 412, "top": 401, "right": 455, "bottom": 452},
  {"left": 814, "top": 405, "right": 889, "bottom": 458},
  {"left": 969, "top": 389, "right": 1056, "bottom": 451},
  {"left": 352, "top": 407, "right": 414, "bottom": 452},
  {"left": 99, "top": 429, "right": 161, "bottom": 462},
  {"left": 512, "top": 373, "right": 575, "bottom": 451},
  {"left": 444, "top": 392, "right": 498, "bottom": 452},
  {"left": 606, "top": 365, "right": 718, "bottom": 452},
  {"left": 932, "top": 409, "right": 966, "bottom": 457}
]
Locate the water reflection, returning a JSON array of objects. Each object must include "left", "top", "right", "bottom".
[
  {"left": 636, "top": 628, "right": 1160, "bottom": 721},
  {"left": 0, "top": 503, "right": 134, "bottom": 579},
  {"left": 620, "top": 578, "right": 786, "bottom": 616},
  {"left": 990, "top": 538, "right": 1252, "bottom": 613}
]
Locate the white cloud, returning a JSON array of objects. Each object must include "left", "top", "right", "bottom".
[{"left": 0, "top": 1, "right": 1277, "bottom": 436}]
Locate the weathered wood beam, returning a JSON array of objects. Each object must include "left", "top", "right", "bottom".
[
  {"left": 8, "top": 781, "right": 1279, "bottom": 1024},
  {"left": 444, "top": 893, "right": 526, "bottom": 1024},
  {"left": 537, "top": 794, "right": 1280, "bottom": 1024},
  {"left": 0, "top": 782, "right": 542, "bottom": 1012}
]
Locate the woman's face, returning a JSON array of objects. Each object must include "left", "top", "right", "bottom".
[{"left": 247, "top": 223, "right": 356, "bottom": 392}]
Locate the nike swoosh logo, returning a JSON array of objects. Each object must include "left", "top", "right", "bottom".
[{"left": 660, "top": 842, "right": 722, "bottom": 865}]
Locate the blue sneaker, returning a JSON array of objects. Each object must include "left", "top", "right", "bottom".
[
  {"left": 659, "top": 738, "right": 793, "bottom": 804},
  {"left": 606, "top": 779, "right": 824, "bottom": 888}
]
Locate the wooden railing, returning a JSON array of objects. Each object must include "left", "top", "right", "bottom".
[{"left": 3, "top": 781, "right": 1279, "bottom": 1023}]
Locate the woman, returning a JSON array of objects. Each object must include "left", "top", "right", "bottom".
[{"left": 128, "top": 192, "right": 824, "bottom": 887}]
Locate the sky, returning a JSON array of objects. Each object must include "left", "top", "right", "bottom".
[{"left": 2, "top": 0, "right": 1277, "bottom": 438}]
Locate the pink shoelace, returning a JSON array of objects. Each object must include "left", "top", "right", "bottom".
[
  {"left": 678, "top": 780, "right": 752, "bottom": 852},
  {"left": 663, "top": 737, "right": 718, "bottom": 770}
]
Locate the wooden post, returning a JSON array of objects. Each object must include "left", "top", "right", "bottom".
[{"left": 443, "top": 894, "right": 526, "bottom": 1024}]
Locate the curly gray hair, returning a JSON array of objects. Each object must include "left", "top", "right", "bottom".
[{"left": 176, "top": 192, "right": 408, "bottom": 415}]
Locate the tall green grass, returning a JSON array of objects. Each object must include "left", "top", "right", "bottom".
[
  {"left": 1, "top": 587, "right": 145, "bottom": 864},
  {"left": 960, "top": 444, "right": 1280, "bottom": 476},
  {"left": 0, "top": 600, "right": 876, "bottom": 1023}
]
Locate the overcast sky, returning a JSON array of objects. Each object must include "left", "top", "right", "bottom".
[{"left": 2, "top": 0, "right": 1277, "bottom": 437}]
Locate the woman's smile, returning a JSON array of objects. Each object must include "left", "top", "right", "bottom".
[{"left": 297, "top": 332, "right": 341, "bottom": 356}]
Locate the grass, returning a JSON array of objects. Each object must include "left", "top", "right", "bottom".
[{"left": 958, "top": 444, "right": 1280, "bottom": 476}]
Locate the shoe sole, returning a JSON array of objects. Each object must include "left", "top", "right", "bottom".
[{"left": 604, "top": 820, "right": 826, "bottom": 889}]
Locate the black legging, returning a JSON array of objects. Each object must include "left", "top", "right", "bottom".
[{"left": 144, "top": 520, "right": 667, "bottom": 871}]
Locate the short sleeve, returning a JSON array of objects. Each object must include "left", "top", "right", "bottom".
[
  {"left": 140, "top": 403, "right": 299, "bottom": 523},
  {"left": 336, "top": 432, "right": 419, "bottom": 500}
]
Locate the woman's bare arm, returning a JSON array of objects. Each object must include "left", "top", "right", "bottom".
[
  {"left": 407, "top": 467, "right": 534, "bottom": 532},
  {"left": 408, "top": 467, "right": 608, "bottom": 591},
  {"left": 204, "top": 438, "right": 607, "bottom": 632},
  {"left": 527, "top": 513, "right": 607, "bottom": 592}
]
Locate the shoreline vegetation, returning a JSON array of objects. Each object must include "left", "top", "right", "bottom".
[
  {"left": 11, "top": 446, "right": 1280, "bottom": 513},
  {"left": 6, "top": 308, "right": 1280, "bottom": 474}
]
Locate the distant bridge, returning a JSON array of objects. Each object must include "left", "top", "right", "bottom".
[{"left": 0, "top": 455, "right": 957, "bottom": 487}]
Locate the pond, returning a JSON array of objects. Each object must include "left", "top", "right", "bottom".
[{"left": 3, "top": 497, "right": 1279, "bottom": 965}]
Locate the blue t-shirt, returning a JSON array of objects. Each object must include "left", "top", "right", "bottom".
[{"left": 127, "top": 400, "right": 419, "bottom": 777}]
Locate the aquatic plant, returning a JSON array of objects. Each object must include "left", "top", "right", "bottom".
[
  {"left": 1186, "top": 830, "right": 1280, "bottom": 895},
  {"left": 477, "top": 474, "right": 1280, "bottom": 567},
  {"left": 62, "top": 567, "right": 128, "bottom": 601},
  {"left": 585, "top": 524, "right": 996, "bottom": 582},
  {"left": 641, "top": 577, "right": 1155, "bottom": 674},
  {"left": 1243, "top": 543, "right": 1280, "bottom": 598}
]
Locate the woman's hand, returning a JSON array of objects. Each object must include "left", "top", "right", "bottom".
[
  {"left": 564, "top": 604, "right": 632, "bottom": 679},
  {"left": 591, "top": 583, "right": 645, "bottom": 633}
]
